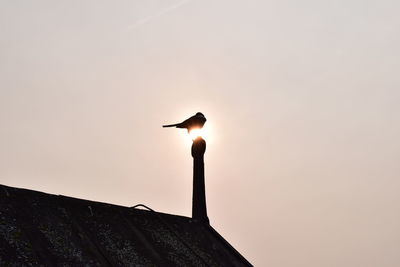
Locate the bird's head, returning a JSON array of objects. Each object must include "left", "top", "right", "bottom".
[{"left": 196, "top": 112, "right": 205, "bottom": 117}]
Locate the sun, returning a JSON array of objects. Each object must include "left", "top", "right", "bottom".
[
  {"left": 189, "top": 128, "right": 204, "bottom": 140},
  {"left": 182, "top": 123, "right": 214, "bottom": 144}
]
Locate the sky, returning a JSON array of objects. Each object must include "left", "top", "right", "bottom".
[{"left": 1, "top": 0, "right": 400, "bottom": 266}]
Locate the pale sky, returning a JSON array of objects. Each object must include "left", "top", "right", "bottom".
[{"left": 1, "top": 1, "right": 400, "bottom": 266}]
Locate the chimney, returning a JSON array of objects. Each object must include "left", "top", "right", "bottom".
[{"left": 191, "top": 136, "right": 209, "bottom": 224}]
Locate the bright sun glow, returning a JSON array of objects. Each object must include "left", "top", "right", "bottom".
[
  {"left": 189, "top": 128, "right": 204, "bottom": 140},
  {"left": 178, "top": 120, "right": 215, "bottom": 146}
]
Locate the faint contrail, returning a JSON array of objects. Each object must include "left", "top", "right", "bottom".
[{"left": 127, "top": 0, "right": 192, "bottom": 30}]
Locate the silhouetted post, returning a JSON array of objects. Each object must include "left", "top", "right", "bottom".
[{"left": 191, "top": 136, "right": 209, "bottom": 224}]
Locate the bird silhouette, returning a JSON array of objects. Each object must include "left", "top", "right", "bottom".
[{"left": 163, "top": 112, "right": 206, "bottom": 132}]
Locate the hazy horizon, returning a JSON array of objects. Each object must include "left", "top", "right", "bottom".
[{"left": 1, "top": 1, "right": 400, "bottom": 266}]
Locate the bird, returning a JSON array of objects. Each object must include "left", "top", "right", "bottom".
[{"left": 163, "top": 112, "right": 206, "bottom": 132}]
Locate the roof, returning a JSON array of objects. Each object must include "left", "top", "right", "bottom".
[{"left": 0, "top": 184, "right": 252, "bottom": 266}]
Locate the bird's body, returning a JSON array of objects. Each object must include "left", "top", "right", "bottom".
[{"left": 163, "top": 112, "right": 206, "bottom": 131}]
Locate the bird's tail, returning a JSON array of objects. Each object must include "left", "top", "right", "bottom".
[{"left": 162, "top": 123, "right": 179, "bottom": 128}]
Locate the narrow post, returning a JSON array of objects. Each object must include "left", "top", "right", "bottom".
[{"left": 191, "top": 136, "right": 209, "bottom": 224}]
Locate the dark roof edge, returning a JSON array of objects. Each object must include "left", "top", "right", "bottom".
[
  {"left": 205, "top": 224, "right": 253, "bottom": 266},
  {"left": 0, "top": 184, "right": 187, "bottom": 220}
]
